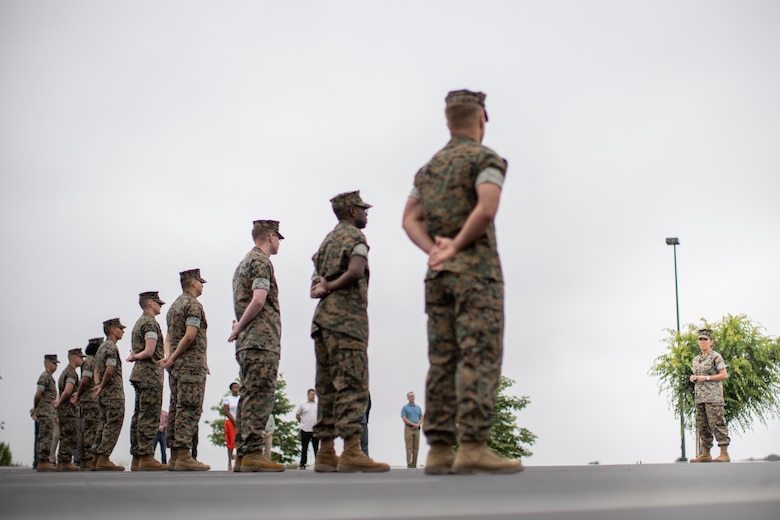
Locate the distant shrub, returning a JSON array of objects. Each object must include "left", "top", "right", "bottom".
[{"left": 0, "top": 441, "right": 12, "bottom": 466}]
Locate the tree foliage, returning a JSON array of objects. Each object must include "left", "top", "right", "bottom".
[
  {"left": 488, "top": 375, "right": 536, "bottom": 459},
  {"left": 0, "top": 441, "right": 11, "bottom": 466},
  {"left": 650, "top": 314, "right": 780, "bottom": 434},
  {"left": 205, "top": 372, "right": 301, "bottom": 464}
]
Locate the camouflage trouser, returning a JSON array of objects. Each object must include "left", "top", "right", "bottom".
[
  {"left": 130, "top": 382, "right": 163, "bottom": 456},
  {"left": 36, "top": 415, "right": 55, "bottom": 463},
  {"left": 312, "top": 329, "right": 368, "bottom": 440},
  {"left": 235, "top": 348, "right": 279, "bottom": 456},
  {"left": 423, "top": 272, "right": 504, "bottom": 445},
  {"left": 79, "top": 405, "right": 99, "bottom": 463},
  {"left": 167, "top": 369, "right": 205, "bottom": 450},
  {"left": 94, "top": 396, "right": 125, "bottom": 456},
  {"left": 57, "top": 413, "right": 79, "bottom": 462},
  {"left": 695, "top": 402, "right": 730, "bottom": 449}
]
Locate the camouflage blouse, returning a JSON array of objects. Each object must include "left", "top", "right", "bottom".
[
  {"left": 57, "top": 365, "right": 79, "bottom": 417},
  {"left": 692, "top": 350, "right": 727, "bottom": 405},
  {"left": 311, "top": 220, "right": 369, "bottom": 344},
  {"left": 413, "top": 135, "right": 506, "bottom": 282},
  {"left": 130, "top": 313, "right": 165, "bottom": 387},
  {"left": 232, "top": 247, "right": 281, "bottom": 355},
  {"left": 166, "top": 292, "right": 208, "bottom": 373},
  {"left": 78, "top": 355, "right": 98, "bottom": 406},
  {"left": 94, "top": 339, "right": 124, "bottom": 400},
  {"left": 35, "top": 371, "right": 57, "bottom": 418}
]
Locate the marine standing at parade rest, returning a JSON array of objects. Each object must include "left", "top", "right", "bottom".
[
  {"left": 31, "top": 354, "right": 59, "bottom": 472},
  {"left": 310, "top": 190, "right": 389, "bottom": 473},
  {"left": 689, "top": 328, "right": 731, "bottom": 463},
  {"left": 92, "top": 318, "right": 127, "bottom": 471},
  {"left": 127, "top": 291, "right": 168, "bottom": 471},
  {"left": 71, "top": 337, "right": 102, "bottom": 470},
  {"left": 159, "top": 269, "right": 210, "bottom": 471},
  {"left": 402, "top": 89, "right": 523, "bottom": 474},
  {"left": 52, "top": 348, "right": 85, "bottom": 471},
  {"left": 228, "top": 219, "right": 286, "bottom": 472}
]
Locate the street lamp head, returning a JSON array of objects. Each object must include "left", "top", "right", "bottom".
[{"left": 665, "top": 237, "right": 680, "bottom": 246}]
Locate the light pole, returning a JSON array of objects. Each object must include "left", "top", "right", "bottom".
[{"left": 665, "top": 237, "right": 686, "bottom": 462}]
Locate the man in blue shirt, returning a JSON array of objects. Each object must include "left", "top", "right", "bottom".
[{"left": 401, "top": 392, "right": 423, "bottom": 468}]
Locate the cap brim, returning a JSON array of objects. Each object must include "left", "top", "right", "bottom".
[
  {"left": 198, "top": 278, "right": 207, "bottom": 283},
  {"left": 276, "top": 232, "right": 285, "bottom": 240},
  {"left": 698, "top": 336, "right": 710, "bottom": 340},
  {"left": 155, "top": 299, "right": 166, "bottom": 305}
]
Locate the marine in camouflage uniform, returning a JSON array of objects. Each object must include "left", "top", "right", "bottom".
[
  {"left": 128, "top": 291, "right": 168, "bottom": 471},
  {"left": 228, "top": 220, "right": 285, "bottom": 472},
  {"left": 403, "top": 90, "right": 522, "bottom": 474},
  {"left": 690, "top": 328, "right": 731, "bottom": 463},
  {"left": 32, "top": 354, "right": 59, "bottom": 472},
  {"left": 54, "top": 348, "right": 85, "bottom": 470},
  {"left": 73, "top": 337, "right": 102, "bottom": 470},
  {"left": 92, "top": 318, "right": 127, "bottom": 470},
  {"left": 310, "top": 191, "right": 389, "bottom": 473},
  {"left": 162, "top": 269, "right": 209, "bottom": 471}
]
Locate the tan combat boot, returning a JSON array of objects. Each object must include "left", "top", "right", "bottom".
[
  {"left": 90, "top": 457, "right": 99, "bottom": 470},
  {"left": 240, "top": 451, "right": 284, "bottom": 472},
  {"left": 36, "top": 461, "right": 57, "bottom": 472},
  {"left": 452, "top": 441, "right": 524, "bottom": 475},
  {"left": 57, "top": 461, "right": 80, "bottom": 472},
  {"left": 130, "top": 455, "right": 140, "bottom": 471},
  {"left": 93, "top": 455, "right": 125, "bottom": 471},
  {"left": 167, "top": 448, "right": 179, "bottom": 471},
  {"left": 137, "top": 455, "right": 168, "bottom": 471},
  {"left": 233, "top": 455, "right": 243, "bottom": 472},
  {"left": 337, "top": 435, "right": 390, "bottom": 473},
  {"left": 713, "top": 446, "right": 730, "bottom": 463},
  {"left": 424, "top": 442, "right": 456, "bottom": 475},
  {"left": 79, "top": 458, "right": 93, "bottom": 471},
  {"left": 690, "top": 447, "right": 712, "bottom": 463},
  {"left": 173, "top": 450, "right": 210, "bottom": 471},
  {"left": 314, "top": 437, "right": 340, "bottom": 473}
]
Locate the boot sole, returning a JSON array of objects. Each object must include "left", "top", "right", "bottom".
[
  {"left": 452, "top": 464, "right": 524, "bottom": 475},
  {"left": 337, "top": 465, "right": 391, "bottom": 473},
  {"left": 314, "top": 464, "right": 338, "bottom": 472},
  {"left": 424, "top": 466, "right": 453, "bottom": 475},
  {"left": 239, "top": 466, "right": 284, "bottom": 472}
]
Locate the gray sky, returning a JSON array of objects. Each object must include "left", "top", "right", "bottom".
[{"left": 1, "top": 1, "right": 778, "bottom": 469}]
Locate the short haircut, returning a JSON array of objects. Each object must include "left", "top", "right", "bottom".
[
  {"left": 445, "top": 103, "right": 482, "bottom": 130},
  {"left": 308, "top": 388, "right": 316, "bottom": 394},
  {"left": 332, "top": 206, "right": 352, "bottom": 220},
  {"left": 252, "top": 227, "right": 272, "bottom": 242},
  {"left": 229, "top": 382, "right": 240, "bottom": 390},
  {"left": 180, "top": 277, "right": 195, "bottom": 291},
  {"left": 103, "top": 324, "right": 112, "bottom": 336}
]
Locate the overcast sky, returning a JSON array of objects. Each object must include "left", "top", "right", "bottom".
[{"left": 1, "top": 1, "right": 778, "bottom": 469}]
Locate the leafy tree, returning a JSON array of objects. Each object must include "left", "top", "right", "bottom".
[
  {"left": 488, "top": 375, "right": 536, "bottom": 459},
  {"left": 205, "top": 373, "right": 300, "bottom": 464},
  {"left": 0, "top": 442, "right": 11, "bottom": 466},
  {"left": 650, "top": 314, "right": 780, "bottom": 434}
]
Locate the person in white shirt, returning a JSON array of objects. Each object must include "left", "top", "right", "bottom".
[
  {"left": 222, "top": 383, "right": 240, "bottom": 471},
  {"left": 295, "top": 389, "right": 319, "bottom": 469}
]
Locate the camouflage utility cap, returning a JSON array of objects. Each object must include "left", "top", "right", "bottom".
[
  {"left": 253, "top": 219, "right": 285, "bottom": 240},
  {"left": 139, "top": 291, "right": 165, "bottom": 305},
  {"left": 330, "top": 191, "right": 372, "bottom": 210},
  {"left": 44, "top": 354, "right": 60, "bottom": 364},
  {"left": 103, "top": 317, "right": 126, "bottom": 330},
  {"left": 446, "top": 89, "right": 489, "bottom": 121},
  {"left": 698, "top": 328, "right": 713, "bottom": 340},
  {"left": 180, "top": 268, "right": 207, "bottom": 284},
  {"left": 68, "top": 348, "right": 86, "bottom": 358}
]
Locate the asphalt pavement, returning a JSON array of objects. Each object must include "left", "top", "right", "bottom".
[{"left": 1, "top": 463, "right": 778, "bottom": 520}]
